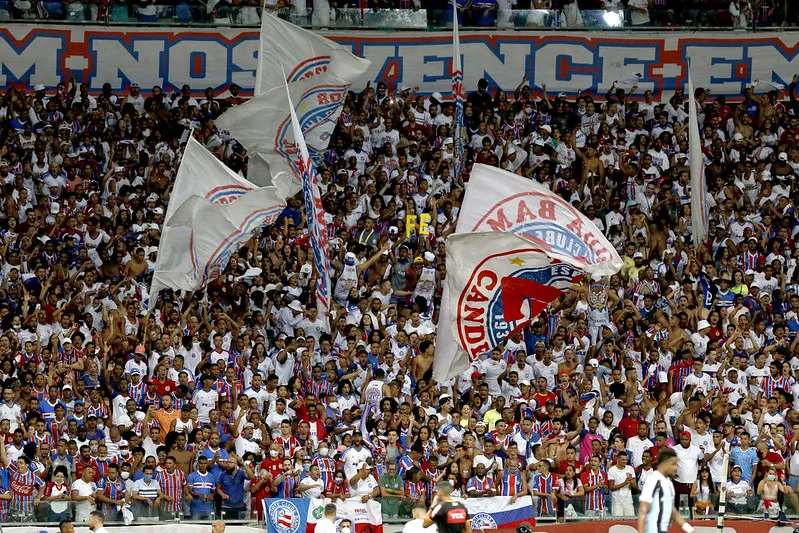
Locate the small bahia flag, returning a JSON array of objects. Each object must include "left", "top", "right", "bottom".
[{"left": 265, "top": 498, "right": 312, "bottom": 533}]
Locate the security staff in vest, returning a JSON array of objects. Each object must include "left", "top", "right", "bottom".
[{"left": 424, "top": 481, "right": 471, "bottom": 533}]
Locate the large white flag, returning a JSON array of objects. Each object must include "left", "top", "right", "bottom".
[
  {"left": 457, "top": 164, "right": 622, "bottom": 277},
  {"left": 442, "top": 232, "right": 583, "bottom": 373},
  {"left": 219, "top": 15, "right": 370, "bottom": 191},
  {"left": 284, "top": 76, "right": 333, "bottom": 315},
  {"left": 148, "top": 137, "right": 286, "bottom": 308},
  {"left": 217, "top": 73, "right": 356, "bottom": 197},
  {"left": 255, "top": 14, "right": 370, "bottom": 95},
  {"left": 433, "top": 164, "right": 621, "bottom": 382},
  {"left": 688, "top": 69, "right": 709, "bottom": 250}
]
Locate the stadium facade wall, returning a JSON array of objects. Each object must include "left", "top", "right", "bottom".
[{"left": 1, "top": 26, "right": 799, "bottom": 101}]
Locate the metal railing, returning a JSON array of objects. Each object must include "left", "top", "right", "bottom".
[
  {"left": 0, "top": 4, "right": 784, "bottom": 30},
  {"left": 3, "top": 491, "right": 797, "bottom": 525}
]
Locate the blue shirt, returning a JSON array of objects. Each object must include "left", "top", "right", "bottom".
[
  {"left": 201, "top": 447, "right": 229, "bottom": 478},
  {"left": 217, "top": 469, "right": 247, "bottom": 508},
  {"left": 187, "top": 471, "right": 217, "bottom": 513},
  {"left": 730, "top": 446, "right": 758, "bottom": 482}
]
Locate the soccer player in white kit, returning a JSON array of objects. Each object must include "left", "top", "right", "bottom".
[{"left": 637, "top": 448, "right": 695, "bottom": 533}]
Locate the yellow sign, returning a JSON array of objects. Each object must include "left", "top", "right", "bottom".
[{"left": 406, "top": 214, "right": 431, "bottom": 237}]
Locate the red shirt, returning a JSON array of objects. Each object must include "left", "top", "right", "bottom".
[
  {"left": 556, "top": 459, "right": 584, "bottom": 476},
  {"left": 259, "top": 457, "right": 284, "bottom": 486},
  {"left": 75, "top": 457, "right": 100, "bottom": 481},
  {"left": 618, "top": 416, "right": 643, "bottom": 440},
  {"left": 533, "top": 391, "right": 557, "bottom": 410},
  {"left": 150, "top": 378, "right": 177, "bottom": 397}
]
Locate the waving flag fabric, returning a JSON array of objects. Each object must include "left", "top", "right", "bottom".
[
  {"left": 263, "top": 498, "right": 382, "bottom": 533},
  {"left": 464, "top": 496, "right": 535, "bottom": 529},
  {"left": 688, "top": 68, "right": 709, "bottom": 250},
  {"left": 433, "top": 164, "right": 621, "bottom": 382},
  {"left": 284, "top": 76, "right": 332, "bottom": 315},
  {"left": 255, "top": 15, "right": 371, "bottom": 95},
  {"left": 457, "top": 164, "right": 622, "bottom": 277},
  {"left": 218, "top": 15, "right": 370, "bottom": 192},
  {"left": 217, "top": 73, "right": 356, "bottom": 197},
  {"left": 445, "top": 232, "right": 582, "bottom": 364},
  {"left": 148, "top": 136, "right": 286, "bottom": 309}
]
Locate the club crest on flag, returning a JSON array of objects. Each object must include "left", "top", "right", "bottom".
[
  {"left": 269, "top": 500, "right": 302, "bottom": 533},
  {"left": 471, "top": 193, "right": 611, "bottom": 265},
  {"left": 275, "top": 84, "right": 348, "bottom": 173},
  {"left": 204, "top": 184, "right": 253, "bottom": 205},
  {"left": 286, "top": 56, "right": 332, "bottom": 83},
  {"left": 470, "top": 513, "right": 498, "bottom": 529},
  {"left": 456, "top": 253, "right": 579, "bottom": 360}
]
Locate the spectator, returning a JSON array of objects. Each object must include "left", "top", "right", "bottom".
[
  {"left": 216, "top": 454, "right": 253, "bottom": 519},
  {"left": 70, "top": 465, "right": 97, "bottom": 522},
  {"left": 607, "top": 451, "right": 636, "bottom": 516}
]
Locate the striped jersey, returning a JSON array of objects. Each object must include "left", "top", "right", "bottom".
[
  {"left": 8, "top": 464, "right": 45, "bottom": 512},
  {"left": 156, "top": 469, "right": 186, "bottom": 512},
  {"left": 580, "top": 469, "right": 607, "bottom": 510},
  {"left": 96, "top": 476, "right": 127, "bottom": 513},
  {"left": 499, "top": 470, "right": 524, "bottom": 496},
  {"left": 532, "top": 473, "right": 557, "bottom": 515}
]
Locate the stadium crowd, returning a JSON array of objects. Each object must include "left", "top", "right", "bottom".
[
  {"left": 2, "top": 62, "right": 799, "bottom": 525},
  {"left": 2, "top": 0, "right": 794, "bottom": 30}
]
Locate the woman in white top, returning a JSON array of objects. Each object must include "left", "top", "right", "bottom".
[{"left": 690, "top": 467, "right": 716, "bottom": 515}]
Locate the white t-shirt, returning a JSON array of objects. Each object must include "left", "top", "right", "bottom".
[
  {"left": 608, "top": 464, "right": 636, "bottom": 502},
  {"left": 316, "top": 518, "right": 336, "bottom": 533},
  {"left": 192, "top": 389, "right": 219, "bottom": 423},
  {"left": 626, "top": 437, "right": 654, "bottom": 468},
  {"left": 674, "top": 444, "right": 703, "bottom": 484}
]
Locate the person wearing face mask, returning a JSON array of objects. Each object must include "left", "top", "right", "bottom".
[
  {"left": 132, "top": 465, "right": 163, "bottom": 519},
  {"left": 216, "top": 454, "right": 253, "bottom": 519},
  {"left": 327, "top": 470, "right": 350, "bottom": 501},
  {"left": 95, "top": 463, "right": 127, "bottom": 520},
  {"left": 757, "top": 465, "right": 786, "bottom": 518},
  {"left": 260, "top": 443, "right": 285, "bottom": 484},
  {"left": 312, "top": 442, "right": 336, "bottom": 491}
]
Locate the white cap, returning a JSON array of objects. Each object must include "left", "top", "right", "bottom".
[
  {"left": 588, "top": 358, "right": 599, "bottom": 368},
  {"left": 345, "top": 251, "right": 357, "bottom": 262},
  {"left": 540, "top": 125, "right": 552, "bottom": 133},
  {"left": 779, "top": 152, "right": 788, "bottom": 161},
  {"left": 732, "top": 133, "right": 744, "bottom": 141},
  {"left": 288, "top": 300, "right": 303, "bottom": 312},
  {"left": 697, "top": 320, "right": 710, "bottom": 330},
  {"left": 153, "top": 207, "right": 164, "bottom": 215},
  {"left": 633, "top": 251, "right": 644, "bottom": 259},
  {"left": 424, "top": 251, "right": 436, "bottom": 262}
]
